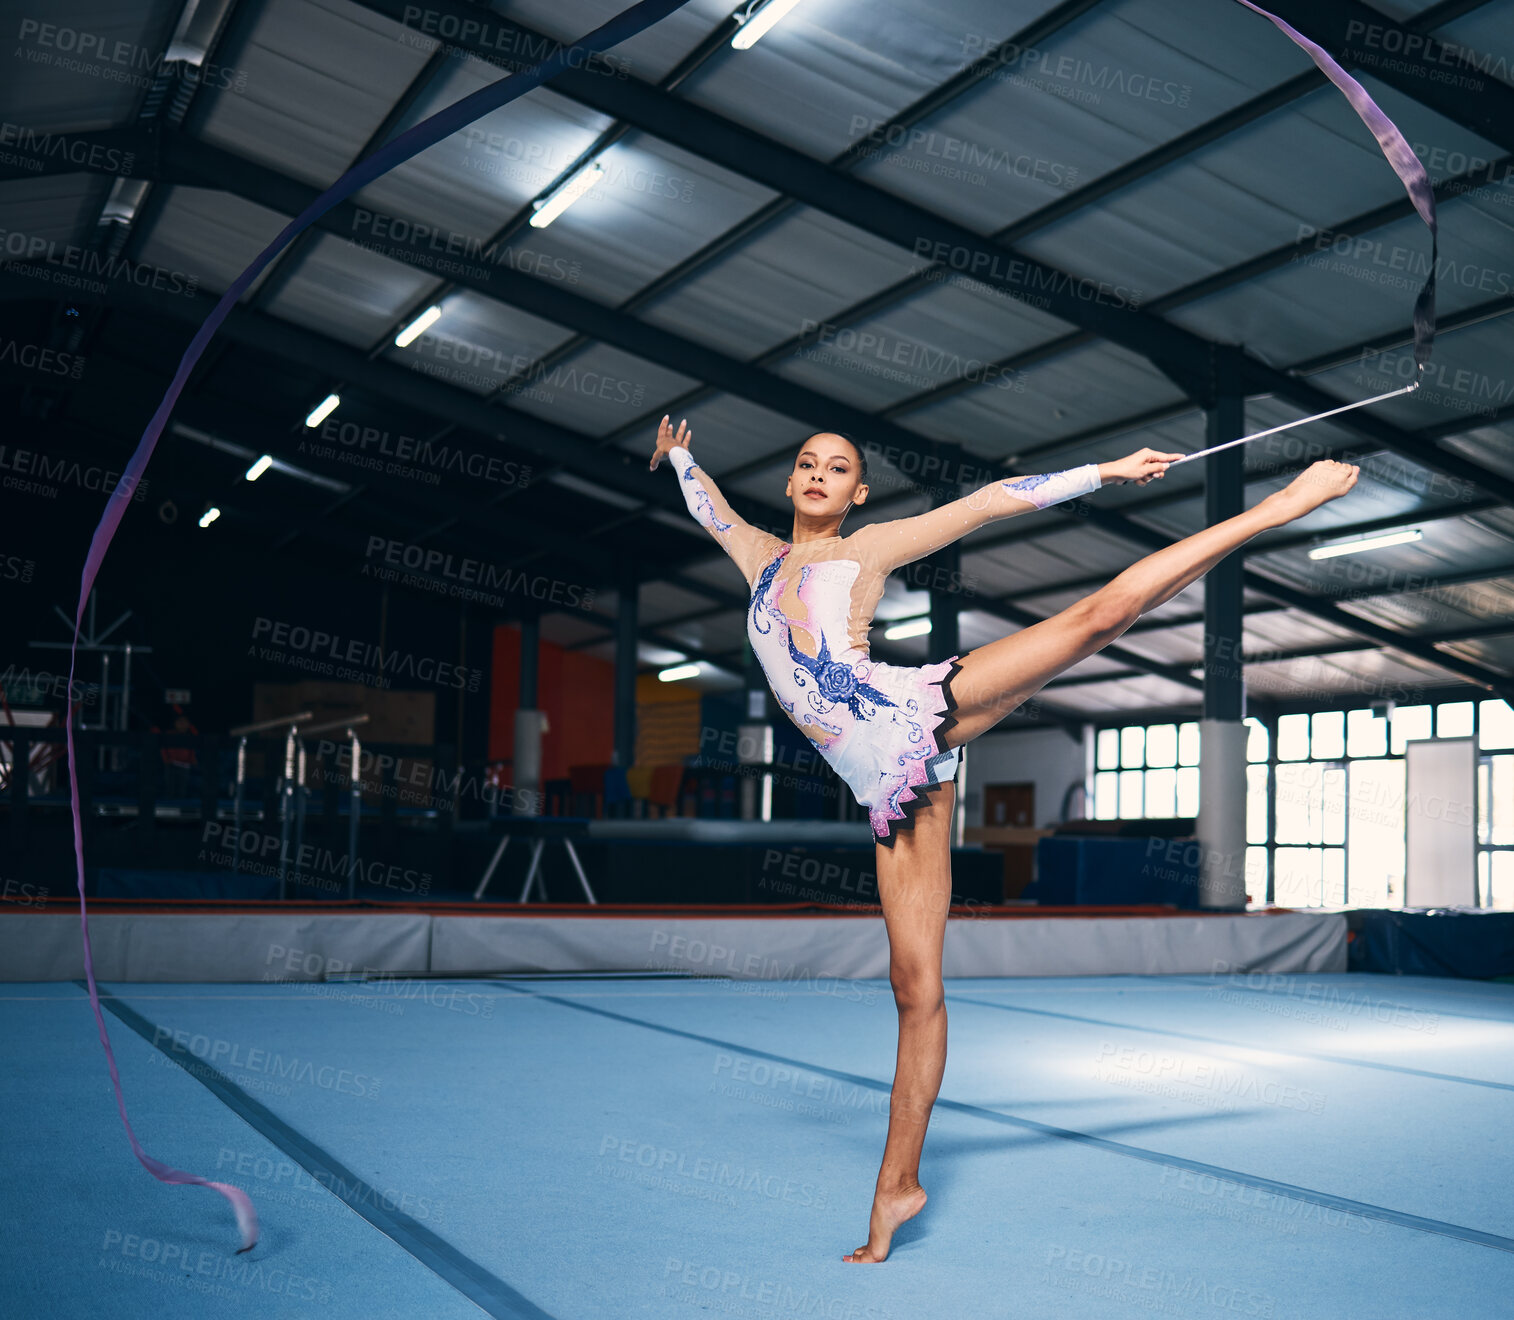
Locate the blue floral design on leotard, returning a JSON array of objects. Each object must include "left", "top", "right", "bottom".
[
  {"left": 749, "top": 546, "right": 789, "bottom": 636},
  {"left": 683, "top": 462, "right": 733, "bottom": 533},
  {"left": 787, "top": 626, "right": 894, "bottom": 720},
  {"left": 1001, "top": 472, "right": 1051, "bottom": 498}
]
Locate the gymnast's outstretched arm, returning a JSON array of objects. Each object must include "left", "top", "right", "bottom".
[
  {"left": 650, "top": 414, "right": 782, "bottom": 588},
  {"left": 858, "top": 446, "right": 1180, "bottom": 571}
]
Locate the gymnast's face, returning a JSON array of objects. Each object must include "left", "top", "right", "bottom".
[{"left": 785, "top": 433, "right": 868, "bottom": 522}]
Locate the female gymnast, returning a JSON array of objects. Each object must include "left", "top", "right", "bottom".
[{"left": 651, "top": 416, "right": 1359, "bottom": 1263}]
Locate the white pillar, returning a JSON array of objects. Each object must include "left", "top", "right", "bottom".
[{"left": 1196, "top": 718, "right": 1247, "bottom": 909}]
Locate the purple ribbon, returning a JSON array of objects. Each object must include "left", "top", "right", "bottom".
[
  {"left": 1236, "top": 0, "right": 1438, "bottom": 371},
  {"left": 66, "top": 0, "right": 693, "bottom": 1253}
]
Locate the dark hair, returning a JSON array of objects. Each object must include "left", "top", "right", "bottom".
[{"left": 803, "top": 431, "right": 868, "bottom": 481}]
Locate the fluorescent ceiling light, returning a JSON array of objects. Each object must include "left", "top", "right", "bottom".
[
  {"left": 529, "top": 162, "right": 604, "bottom": 229},
  {"left": 305, "top": 393, "right": 340, "bottom": 428},
  {"left": 1307, "top": 528, "right": 1422, "bottom": 560},
  {"left": 884, "top": 617, "right": 932, "bottom": 640},
  {"left": 731, "top": 0, "right": 807, "bottom": 49},
  {"left": 244, "top": 454, "right": 273, "bottom": 482},
  {"left": 659, "top": 663, "right": 701, "bottom": 682},
  {"left": 170, "top": 423, "right": 351, "bottom": 494},
  {"left": 198, "top": 507, "right": 221, "bottom": 529},
  {"left": 394, "top": 305, "right": 442, "bottom": 348}
]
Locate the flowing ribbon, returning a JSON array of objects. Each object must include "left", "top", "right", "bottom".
[
  {"left": 66, "top": 0, "right": 693, "bottom": 1253},
  {"left": 1173, "top": 0, "right": 1440, "bottom": 467}
]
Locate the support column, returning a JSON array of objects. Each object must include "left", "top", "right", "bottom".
[
  {"left": 1197, "top": 389, "right": 1249, "bottom": 910},
  {"left": 738, "top": 638, "right": 772, "bottom": 822},
  {"left": 613, "top": 570, "right": 638, "bottom": 769},
  {"left": 513, "top": 612, "right": 545, "bottom": 816}
]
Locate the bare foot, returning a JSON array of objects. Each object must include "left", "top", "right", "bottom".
[
  {"left": 1268, "top": 459, "right": 1359, "bottom": 522},
  {"left": 842, "top": 1184, "right": 927, "bottom": 1263}
]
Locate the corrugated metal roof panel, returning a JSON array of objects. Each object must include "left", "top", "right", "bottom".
[
  {"left": 132, "top": 184, "right": 285, "bottom": 298},
  {"left": 1303, "top": 314, "right": 1514, "bottom": 436},
  {"left": 1021, "top": 77, "right": 1498, "bottom": 310},
  {"left": 197, "top": 0, "right": 437, "bottom": 190},
  {"left": 850, "top": 0, "right": 1311, "bottom": 233},
  {"left": 674, "top": 0, "right": 1051, "bottom": 161},
  {"left": 1166, "top": 190, "right": 1510, "bottom": 367},
  {"left": 488, "top": 0, "right": 735, "bottom": 84},
  {"left": 262, "top": 233, "right": 440, "bottom": 347},
  {"left": 0, "top": 175, "right": 107, "bottom": 255},
  {"left": 1432, "top": 7, "right": 1514, "bottom": 89},
  {"left": 769, "top": 268, "right": 1073, "bottom": 410},
  {"left": 3, "top": 1, "right": 174, "bottom": 132},
  {"left": 503, "top": 341, "right": 701, "bottom": 436},
  {"left": 643, "top": 207, "right": 929, "bottom": 361},
  {"left": 904, "top": 340, "right": 1187, "bottom": 453}
]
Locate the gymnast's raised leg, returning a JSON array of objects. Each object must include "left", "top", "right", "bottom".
[{"left": 943, "top": 460, "right": 1359, "bottom": 744}]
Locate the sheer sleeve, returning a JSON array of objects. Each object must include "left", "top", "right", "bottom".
[
  {"left": 857, "top": 464, "right": 1102, "bottom": 572},
  {"left": 666, "top": 445, "right": 784, "bottom": 589}
]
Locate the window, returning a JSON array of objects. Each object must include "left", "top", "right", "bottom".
[
  {"left": 1089, "top": 702, "right": 1510, "bottom": 911},
  {"left": 1092, "top": 721, "right": 1199, "bottom": 820}
]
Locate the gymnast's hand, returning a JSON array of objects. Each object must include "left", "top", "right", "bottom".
[
  {"left": 1097, "top": 447, "right": 1181, "bottom": 487},
  {"left": 649, "top": 415, "right": 693, "bottom": 471}
]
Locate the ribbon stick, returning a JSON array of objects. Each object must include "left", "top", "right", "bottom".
[
  {"left": 66, "top": 0, "right": 693, "bottom": 1254},
  {"left": 1169, "top": 380, "right": 1421, "bottom": 467},
  {"left": 1170, "top": 2, "right": 1442, "bottom": 468}
]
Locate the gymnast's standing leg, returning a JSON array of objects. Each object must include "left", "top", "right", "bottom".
[{"left": 842, "top": 458, "right": 1360, "bottom": 1263}]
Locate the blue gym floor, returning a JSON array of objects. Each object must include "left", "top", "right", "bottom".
[{"left": 3, "top": 972, "right": 1512, "bottom": 1318}]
